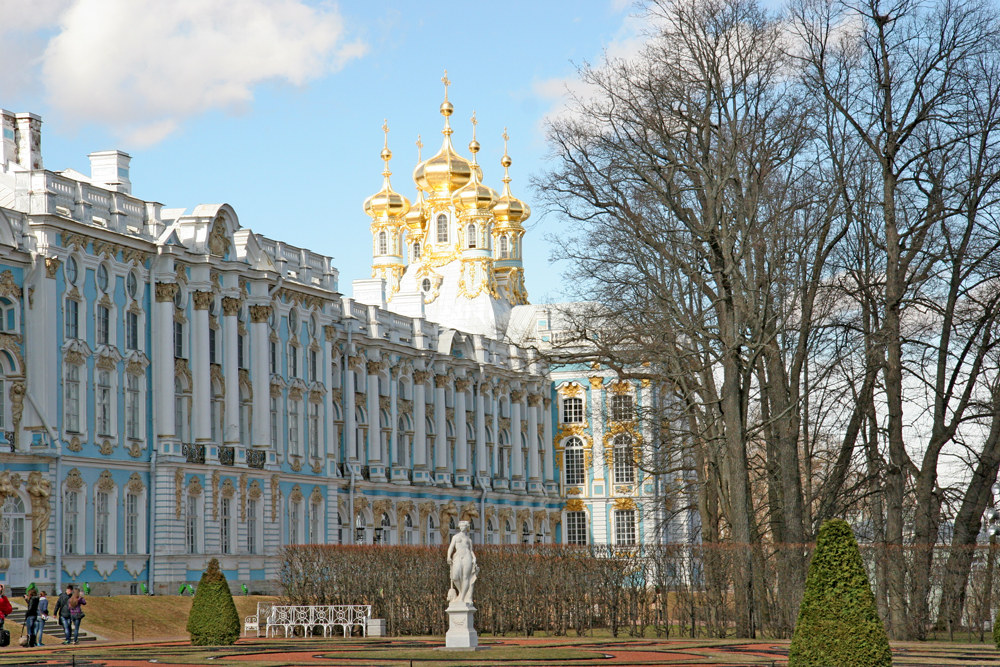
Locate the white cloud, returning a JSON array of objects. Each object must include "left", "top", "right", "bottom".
[{"left": 24, "top": 0, "right": 365, "bottom": 145}]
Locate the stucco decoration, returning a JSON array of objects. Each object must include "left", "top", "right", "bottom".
[
  {"left": 96, "top": 470, "right": 116, "bottom": 493},
  {"left": 395, "top": 500, "right": 415, "bottom": 521},
  {"left": 613, "top": 497, "right": 637, "bottom": 511},
  {"left": 98, "top": 439, "right": 115, "bottom": 456},
  {"left": 353, "top": 494, "right": 370, "bottom": 519},
  {"left": 67, "top": 436, "right": 82, "bottom": 452},
  {"left": 174, "top": 469, "right": 184, "bottom": 519},
  {"left": 439, "top": 499, "right": 459, "bottom": 539},
  {"left": 588, "top": 377, "right": 604, "bottom": 389},
  {"left": 372, "top": 498, "right": 392, "bottom": 523},
  {"left": 249, "top": 304, "right": 271, "bottom": 324},
  {"left": 65, "top": 468, "right": 84, "bottom": 492},
  {"left": 26, "top": 471, "right": 51, "bottom": 566},
  {"left": 187, "top": 475, "right": 204, "bottom": 497},
  {"left": 211, "top": 470, "right": 221, "bottom": 519},
  {"left": 0, "top": 270, "right": 21, "bottom": 299},
  {"left": 9, "top": 380, "right": 24, "bottom": 445},
  {"left": 221, "top": 477, "right": 236, "bottom": 500},
  {"left": 155, "top": 282, "right": 178, "bottom": 303},
  {"left": 459, "top": 502, "right": 479, "bottom": 522},
  {"left": 239, "top": 473, "right": 248, "bottom": 522},
  {"left": 418, "top": 500, "right": 437, "bottom": 522},
  {"left": 247, "top": 479, "right": 262, "bottom": 501},
  {"left": 208, "top": 218, "right": 231, "bottom": 257},
  {"left": 564, "top": 499, "right": 585, "bottom": 513},
  {"left": 309, "top": 486, "right": 323, "bottom": 506},
  {"left": 44, "top": 257, "right": 61, "bottom": 279},
  {"left": 192, "top": 291, "right": 213, "bottom": 311},
  {"left": 126, "top": 473, "right": 145, "bottom": 495},
  {"left": 270, "top": 474, "right": 280, "bottom": 522},
  {"left": 221, "top": 297, "right": 241, "bottom": 317}
]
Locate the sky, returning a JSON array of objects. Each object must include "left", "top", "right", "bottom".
[{"left": 0, "top": 0, "right": 646, "bottom": 304}]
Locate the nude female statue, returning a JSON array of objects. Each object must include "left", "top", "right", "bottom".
[{"left": 446, "top": 521, "right": 478, "bottom": 606}]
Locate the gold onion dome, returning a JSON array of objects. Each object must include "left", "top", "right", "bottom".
[
  {"left": 364, "top": 120, "right": 411, "bottom": 220},
  {"left": 493, "top": 128, "right": 530, "bottom": 225},
  {"left": 454, "top": 112, "right": 498, "bottom": 213},
  {"left": 405, "top": 136, "right": 429, "bottom": 230},
  {"left": 414, "top": 71, "right": 474, "bottom": 195}
]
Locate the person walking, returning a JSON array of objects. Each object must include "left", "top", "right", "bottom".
[
  {"left": 36, "top": 591, "right": 48, "bottom": 647},
  {"left": 0, "top": 583, "right": 12, "bottom": 646},
  {"left": 52, "top": 584, "right": 73, "bottom": 645},
  {"left": 66, "top": 588, "right": 86, "bottom": 645},
  {"left": 23, "top": 589, "right": 39, "bottom": 647}
]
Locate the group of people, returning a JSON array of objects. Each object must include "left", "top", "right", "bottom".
[{"left": 0, "top": 583, "right": 86, "bottom": 647}]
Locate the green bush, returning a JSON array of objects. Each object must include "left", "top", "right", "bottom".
[
  {"left": 186, "top": 558, "right": 240, "bottom": 646},
  {"left": 788, "top": 519, "right": 892, "bottom": 667}
]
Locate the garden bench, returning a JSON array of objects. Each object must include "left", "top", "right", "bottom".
[{"left": 244, "top": 603, "right": 373, "bottom": 638}]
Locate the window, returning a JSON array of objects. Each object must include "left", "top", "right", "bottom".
[
  {"left": 522, "top": 521, "right": 531, "bottom": 545},
  {"left": 65, "top": 299, "right": 79, "bottom": 339},
  {"left": 335, "top": 512, "right": 343, "bottom": 544},
  {"left": 64, "top": 491, "right": 79, "bottom": 555},
  {"left": 209, "top": 327, "right": 217, "bottom": 364},
  {"left": 566, "top": 511, "right": 588, "bottom": 545},
  {"left": 310, "top": 502, "right": 321, "bottom": 543},
  {"left": 185, "top": 493, "right": 198, "bottom": 554},
  {"left": 290, "top": 345, "right": 298, "bottom": 378},
  {"left": 126, "top": 271, "right": 138, "bottom": 299},
  {"left": 427, "top": 516, "right": 436, "bottom": 545},
  {"left": 65, "top": 364, "right": 80, "bottom": 432},
  {"left": 404, "top": 514, "right": 414, "bottom": 545},
  {"left": 436, "top": 214, "right": 448, "bottom": 243},
  {"left": 238, "top": 331, "right": 246, "bottom": 368},
  {"left": 96, "top": 305, "right": 110, "bottom": 345},
  {"left": 289, "top": 400, "right": 300, "bottom": 456},
  {"left": 97, "top": 263, "right": 109, "bottom": 292},
  {"left": 412, "top": 242, "right": 421, "bottom": 260},
  {"left": 247, "top": 499, "right": 258, "bottom": 554},
  {"left": 614, "top": 509, "right": 637, "bottom": 546},
  {"left": 210, "top": 394, "right": 220, "bottom": 443},
  {"left": 0, "top": 297, "right": 15, "bottom": 332},
  {"left": 486, "top": 518, "right": 495, "bottom": 544},
  {"left": 309, "top": 403, "right": 320, "bottom": 458},
  {"left": 96, "top": 370, "right": 111, "bottom": 436},
  {"left": 504, "top": 519, "right": 514, "bottom": 545},
  {"left": 220, "top": 497, "right": 231, "bottom": 555},
  {"left": 310, "top": 350, "right": 317, "bottom": 383},
  {"left": 125, "top": 493, "right": 139, "bottom": 555},
  {"left": 499, "top": 235, "right": 509, "bottom": 258},
  {"left": 126, "top": 374, "right": 140, "bottom": 440},
  {"left": 239, "top": 390, "right": 250, "bottom": 445},
  {"left": 378, "top": 512, "right": 391, "bottom": 545},
  {"left": 0, "top": 496, "right": 24, "bottom": 560},
  {"left": 378, "top": 231, "right": 387, "bottom": 255},
  {"left": 126, "top": 311, "right": 139, "bottom": 350},
  {"left": 65, "top": 256, "right": 79, "bottom": 285},
  {"left": 95, "top": 491, "right": 110, "bottom": 555},
  {"left": 467, "top": 223, "right": 477, "bottom": 248},
  {"left": 288, "top": 309, "right": 298, "bottom": 334},
  {"left": 613, "top": 434, "right": 635, "bottom": 484},
  {"left": 175, "top": 377, "right": 187, "bottom": 443},
  {"left": 174, "top": 321, "right": 184, "bottom": 358},
  {"left": 564, "top": 437, "right": 585, "bottom": 486},
  {"left": 421, "top": 278, "right": 431, "bottom": 293},
  {"left": 269, "top": 341, "right": 277, "bottom": 374},
  {"left": 562, "top": 397, "right": 583, "bottom": 423},
  {"left": 290, "top": 501, "right": 301, "bottom": 544},
  {"left": 270, "top": 397, "right": 279, "bottom": 449},
  {"left": 611, "top": 394, "right": 634, "bottom": 421}
]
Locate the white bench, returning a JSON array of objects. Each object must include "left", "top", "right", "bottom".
[{"left": 244, "top": 604, "right": 374, "bottom": 638}]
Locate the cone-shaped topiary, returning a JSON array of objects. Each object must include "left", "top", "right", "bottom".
[
  {"left": 186, "top": 558, "right": 241, "bottom": 646},
  {"left": 789, "top": 519, "right": 892, "bottom": 667}
]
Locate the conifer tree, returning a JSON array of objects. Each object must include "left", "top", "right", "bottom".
[
  {"left": 789, "top": 519, "right": 892, "bottom": 667},
  {"left": 186, "top": 558, "right": 241, "bottom": 646}
]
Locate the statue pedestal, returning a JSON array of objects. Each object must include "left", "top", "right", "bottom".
[{"left": 444, "top": 602, "right": 479, "bottom": 649}]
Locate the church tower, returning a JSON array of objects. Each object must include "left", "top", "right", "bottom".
[
  {"left": 363, "top": 122, "right": 410, "bottom": 298},
  {"left": 492, "top": 129, "right": 530, "bottom": 305}
]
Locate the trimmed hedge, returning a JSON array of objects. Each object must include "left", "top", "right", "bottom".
[
  {"left": 789, "top": 519, "right": 892, "bottom": 667},
  {"left": 186, "top": 558, "right": 240, "bottom": 646}
]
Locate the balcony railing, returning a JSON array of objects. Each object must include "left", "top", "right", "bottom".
[
  {"left": 183, "top": 444, "right": 206, "bottom": 464},
  {"left": 219, "top": 446, "right": 235, "bottom": 466},
  {"left": 246, "top": 449, "right": 266, "bottom": 470}
]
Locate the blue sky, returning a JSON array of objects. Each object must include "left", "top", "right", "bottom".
[{"left": 1, "top": 0, "right": 643, "bottom": 303}]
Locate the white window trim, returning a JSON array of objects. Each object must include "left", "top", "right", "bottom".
[
  {"left": 94, "top": 368, "right": 118, "bottom": 442},
  {"left": 246, "top": 495, "right": 263, "bottom": 555},
  {"left": 185, "top": 486, "right": 205, "bottom": 554},
  {"left": 124, "top": 488, "right": 147, "bottom": 555},
  {"left": 93, "top": 483, "right": 119, "bottom": 556},
  {"left": 63, "top": 362, "right": 86, "bottom": 438},
  {"left": 124, "top": 371, "right": 146, "bottom": 442},
  {"left": 62, "top": 483, "right": 87, "bottom": 556}
]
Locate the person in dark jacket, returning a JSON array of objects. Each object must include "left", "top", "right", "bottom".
[
  {"left": 51, "top": 584, "right": 73, "bottom": 645},
  {"left": 36, "top": 591, "right": 48, "bottom": 647},
  {"left": 23, "top": 590, "right": 39, "bottom": 647}
]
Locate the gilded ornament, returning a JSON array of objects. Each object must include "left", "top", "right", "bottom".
[
  {"left": 97, "top": 470, "right": 116, "bottom": 492},
  {"left": 60, "top": 232, "right": 87, "bottom": 251},
  {"left": 122, "top": 248, "right": 148, "bottom": 266},
  {"left": 459, "top": 502, "right": 479, "bottom": 522},
  {"left": 413, "top": 370, "right": 431, "bottom": 384},
  {"left": 558, "top": 383, "right": 583, "bottom": 398},
  {"left": 353, "top": 495, "right": 369, "bottom": 518},
  {"left": 588, "top": 377, "right": 604, "bottom": 389},
  {"left": 175, "top": 469, "right": 184, "bottom": 519},
  {"left": 248, "top": 479, "right": 263, "bottom": 501},
  {"left": 613, "top": 497, "right": 637, "bottom": 511},
  {"left": 372, "top": 498, "right": 392, "bottom": 520},
  {"left": 126, "top": 473, "right": 145, "bottom": 495},
  {"left": 98, "top": 439, "right": 115, "bottom": 456},
  {"left": 65, "top": 468, "right": 84, "bottom": 491},
  {"left": 221, "top": 477, "right": 236, "bottom": 499},
  {"left": 270, "top": 474, "right": 280, "bottom": 522},
  {"left": 26, "top": 471, "right": 51, "bottom": 566},
  {"left": 44, "top": 257, "right": 62, "bottom": 279},
  {"left": 239, "top": 473, "right": 248, "bottom": 522},
  {"left": 310, "top": 459, "right": 323, "bottom": 474},
  {"left": 270, "top": 383, "right": 282, "bottom": 398},
  {"left": 192, "top": 291, "right": 213, "bottom": 310},
  {"left": 67, "top": 436, "right": 82, "bottom": 452},
  {"left": 188, "top": 475, "right": 204, "bottom": 497},
  {"left": 310, "top": 486, "right": 323, "bottom": 505},
  {"left": 127, "top": 442, "right": 142, "bottom": 458},
  {"left": 324, "top": 325, "right": 336, "bottom": 342},
  {"left": 290, "top": 457, "right": 303, "bottom": 472},
  {"left": 155, "top": 282, "right": 178, "bottom": 303},
  {"left": 249, "top": 304, "right": 272, "bottom": 323}
]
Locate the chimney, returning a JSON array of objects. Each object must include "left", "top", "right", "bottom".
[
  {"left": 14, "top": 112, "right": 42, "bottom": 170},
  {"left": 89, "top": 150, "right": 131, "bottom": 194},
  {"left": 1, "top": 110, "right": 16, "bottom": 169}
]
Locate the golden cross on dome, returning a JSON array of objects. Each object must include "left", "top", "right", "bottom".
[
  {"left": 502, "top": 127, "right": 509, "bottom": 152},
  {"left": 416, "top": 135, "right": 423, "bottom": 161},
  {"left": 442, "top": 70, "right": 450, "bottom": 100},
  {"left": 382, "top": 119, "right": 389, "bottom": 146},
  {"left": 471, "top": 111, "right": 477, "bottom": 137}
]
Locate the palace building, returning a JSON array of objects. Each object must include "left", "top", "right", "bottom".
[{"left": 0, "top": 81, "right": 691, "bottom": 595}]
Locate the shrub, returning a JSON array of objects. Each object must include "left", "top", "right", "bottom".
[
  {"left": 186, "top": 558, "right": 240, "bottom": 646},
  {"left": 789, "top": 519, "right": 892, "bottom": 667}
]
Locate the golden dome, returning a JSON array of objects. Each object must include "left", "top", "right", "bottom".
[
  {"left": 454, "top": 112, "right": 498, "bottom": 213},
  {"left": 413, "top": 71, "right": 474, "bottom": 196},
  {"left": 364, "top": 120, "right": 411, "bottom": 220},
  {"left": 493, "top": 128, "right": 530, "bottom": 225}
]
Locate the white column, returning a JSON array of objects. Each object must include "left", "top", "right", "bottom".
[
  {"left": 222, "top": 297, "right": 240, "bottom": 444},
  {"left": 366, "top": 362, "right": 381, "bottom": 464},
  {"left": 154, "top": 283, "right": 177, "bottom": 439},
  {"left": 345, "top": 357, "right": 357, "bottom": 462},
  {"left": 434, "top": 375, "right": 448, "bottom": 480},
  {"left": 249, "top": 305, "right": 270, "bottom": 448},
  {"left": 491, "top": 394, "right": 499, "bottom": 479},
  {"left": 511, "top": 390, "right": 524, "bottom": 484},
  {"left": 454, "top": 378, "right": 469, "bottom": 478},
  {"left": 191, "top": 291, "right": 212, "bottom": 443},
  {"left": 389, "top": 366, "right": 398, "bottom": 467},
  {"left": 543, "top": 397, "right": 554, "bottom": 483},
  {"left": 323, "top": 327, "right": 335, "bottom": 465},
  {"left": 476, "top": 385, "right": 487, "bottom": 477},
  {"left": 413, "top": 374, "right": 427, "bottom": 472},
  {"left": 527, "top": 393, "right": 540, "bottom": 484}
]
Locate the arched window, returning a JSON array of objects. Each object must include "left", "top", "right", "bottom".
[
  {"left": 486, "top": 518, "right": 495, "bottom": 544},
  {"left": 290, "top": 500, "right": 301, "bottom": 544},
  {"left": 412, "top": 241, "right": 421, "bottom": 260},
  {"left": 378, "top": 231, "right": 387, "bottom": 255},
  {"left": 613, "top": 434, "right": 635, "bottom": 484},
  {"left": 521, "top": 520, "right": 531, "bottom": 544},
  {"left": 0, "top": 297, "right": 16, "bottom": 332},
  {"left": 378, "top": 512, "right": 392, "bottom": 545},
  {"left": 427, "top": 515, "right": 437, "bottom": 545},
  {"left": 564, "top": 437, "right": 586, "bottom": 486},
  {"left": 96, "top": 370, "right": 112, "bottom": 436},
  {"left": 466, "top": 223, "right": 477, "bottom": 248},
  {"left": 499, "top": 235, "right": 509, "bottom": 258},
  {"left": 562, "top": 397, "right": 583, "bottom": 423},
  {"left": 436, "top": 214, "right": 448, "bottom": 243},
  {"left": 504, "top": 519, "right": 514, "bottom": 545},
  {"left": 355, "top": 513, "right": 367, "bottom": 544},
  {"left": 0, "top": 495, "right": 25, "bottom": 561}
]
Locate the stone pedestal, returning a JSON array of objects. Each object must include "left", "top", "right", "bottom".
[{"left": 444, "top": 602, "right": 478, "bottom": 649}]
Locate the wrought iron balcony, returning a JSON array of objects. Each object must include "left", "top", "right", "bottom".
[
  {"left": 182, "top": 444, "right": 206, "bottom": 464},
  {"left": 219, "top": 446, "right": 235, "bottom": 466},
  {"left": 246, "top": 449, "right": 266, "bottom": 470}
]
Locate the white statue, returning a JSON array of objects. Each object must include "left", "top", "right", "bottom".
[{"left": 446, "top": 520, "right": 478, "bottom": 606}]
